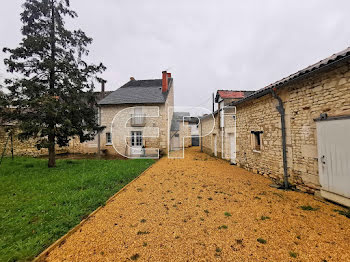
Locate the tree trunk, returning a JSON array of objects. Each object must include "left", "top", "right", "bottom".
[
  {"left": 48, "top": 134, "right": 56, "bottom": 168},
  {"left": 48, "top": 0, "right": 56, "bottom": 168}
]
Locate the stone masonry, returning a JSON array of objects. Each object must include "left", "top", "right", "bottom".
[{"left": 200, "top": 61, "right": 350, "bottom": 194}]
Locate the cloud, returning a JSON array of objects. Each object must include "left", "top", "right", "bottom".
[{"left": 1, "top": 0, "right": 350, "bottom": 110}]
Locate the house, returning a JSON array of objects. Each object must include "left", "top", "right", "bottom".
[
  {"left": 200, "top": 47, "right": 350, "bottom": 207},
  {"left": 96, "top": 71, "right": 174, "bottom": 158},
  {"left": 200, "top": 90, "right": 254, "bottom": 158}
]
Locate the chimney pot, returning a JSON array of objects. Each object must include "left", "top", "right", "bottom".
[{"left": 130, "top": 77, "right": 135, "bottom": 81}]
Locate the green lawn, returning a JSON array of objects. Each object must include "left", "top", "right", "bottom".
[{"left": 0, "top": 157, "right": 155, "bottom": 262}]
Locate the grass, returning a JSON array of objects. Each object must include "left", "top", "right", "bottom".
[
  {"left": 257, "top": 238, "right": 267, "bottom": 244},
  {"left": 300, "top": 205, "right": 319, "bottom": 211},
  {"left": 224, "top": 212, "right": 232, "bottom": 217},
  {"left": 130, "top": 253, "right": 140, "bottom": 260},
  {"left": 289, "top": 251, "right": 298, "bottom": 258},
  {"left": 218, "top": 225, "right": 228, "bottom": 229},
  {"left": 0, "top": 156, "right": 154, "bottom": 262},
  {"left": 260, "top": 216, "right": 271, "bottom": 220},
  {"left": 137, "top": 231, "right": 150, "bottom": 235},
  {"left": 334, "top": 208, "right": 350, "bottom": 219}
]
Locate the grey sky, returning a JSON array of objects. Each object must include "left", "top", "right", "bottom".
[{"left": 1, "top": 0, "right": 350, "bottom": 111}]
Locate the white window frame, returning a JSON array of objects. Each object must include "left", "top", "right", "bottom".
[{"left": 131, "top": 131, "right": 143, "bottom": 147}]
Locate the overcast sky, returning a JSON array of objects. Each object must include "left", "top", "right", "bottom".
[{"left": 1, "top": 0, "right": 350, "bottom": 111}]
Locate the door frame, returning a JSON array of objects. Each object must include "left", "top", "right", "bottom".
[{"left": 131, "top": 131, "right": 143, "bottom": 155}]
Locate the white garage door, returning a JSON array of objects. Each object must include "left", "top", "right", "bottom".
[{"left": 316, "top": 117, "right": 350, "bottom": 207}]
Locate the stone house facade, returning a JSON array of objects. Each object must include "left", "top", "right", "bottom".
[
  {"left": 200, "top": 47, "right": 350, "bottom": 206},
  {"left": 96, "top": 71, "right": 175, "bottom": 157}
]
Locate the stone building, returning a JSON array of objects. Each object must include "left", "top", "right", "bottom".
[
  {"left": 96, "top": 71, "right": 175, "bottom": 158},
  {"left": 170, "top": 112, "right": 192, "bottom": 151},
  {"left": 200, "top": 47, "right": 350, "bottom": 206},
  {"left": 200, "top": 90, "right": 253, "bottom": 159}
]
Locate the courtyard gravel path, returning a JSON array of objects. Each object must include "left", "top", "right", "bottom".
[{"left": 44, "top": 148, "right": 350, "bottom": 261}]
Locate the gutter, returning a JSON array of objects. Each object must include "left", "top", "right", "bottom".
[{"left": 271, "top": 88, "right": 289, "bottom": 189}]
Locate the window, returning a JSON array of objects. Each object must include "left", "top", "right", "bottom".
[
  {"left": 131, "top": 131, "right": 143, "bottom": 147},
  {"left": 106, "top": 132, "right": 112, "bottom": 145},
  {"left": 251, "top": 131, "right": 263, "bottom": 152}
]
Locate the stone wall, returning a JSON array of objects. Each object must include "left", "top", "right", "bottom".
[
  {"left": 0, "top": 126, "right": 69, "bottom": 156},
  {"left": 179, "top": 121, "right": 192, "bottom": 148},
  {"left": 200, "top": 61, "right": 350, "bottom": 194}
]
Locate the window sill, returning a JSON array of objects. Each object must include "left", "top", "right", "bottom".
[
  {"left": 105, "top": 143, "right": 113, "bottom": 146},
  {"left": 252, "top": 150, "right": 261, "bottom": 153}
]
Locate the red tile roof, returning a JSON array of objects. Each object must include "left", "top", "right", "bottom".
[{"left": 217, "top": 90, "right": 245, "bottom": 99}]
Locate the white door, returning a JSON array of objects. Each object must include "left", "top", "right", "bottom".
[
  {"left": 214, "top": 134, "right": 217, "bottom": 157},
  {"left": 131, "top": 131, "right": 143, "bottom": 155},
  {"left": 316, "top": 118, "right": 350, "bottom": 206},
  {"left": 230, "top": 133, "right": 236, "bottom": 164}
]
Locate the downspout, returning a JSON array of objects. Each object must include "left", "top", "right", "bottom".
[
  {"left": 200, "top": 120, "right": 203, "bottom": 152},
  {"left": 221, "top": 127, "right": 224, "bottom": 159},
  {"left": 271, "top": 88, "right": 289, "bottom": 189}
]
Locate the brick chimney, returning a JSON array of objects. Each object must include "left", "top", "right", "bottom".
[{"left": 162, "top": 71, "right": 168, "bottom": 93}]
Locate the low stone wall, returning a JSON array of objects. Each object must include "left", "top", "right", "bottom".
[{"left": 0, "top": 127, "right": 69, "bottom": 157}]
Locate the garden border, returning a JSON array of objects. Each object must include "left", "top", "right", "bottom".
[{"left": 33, "top": 163, "right": 156, "bottom": 262}]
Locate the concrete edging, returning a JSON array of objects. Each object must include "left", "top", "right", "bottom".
[{"left": 33, "top": 163, "right": 155, "bottom": 262}]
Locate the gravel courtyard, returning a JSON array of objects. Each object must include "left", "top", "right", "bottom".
[{"left": 43, "top": 147, "right": 350, "bottom": 261}]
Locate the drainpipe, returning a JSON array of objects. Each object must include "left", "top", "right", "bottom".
[
  {"left": 271, "top": 88, "right": 289, "bottom": 189},
  {"left": 200, "top": 120, "right": 203, "bottom": 152}
]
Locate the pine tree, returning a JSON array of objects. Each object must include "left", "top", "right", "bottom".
[
  {"left": 3, "top": 0, "right": 106, "bottom": 167},
  {"left": 0, "top": 89, "right": 6, "bottom": 125}
]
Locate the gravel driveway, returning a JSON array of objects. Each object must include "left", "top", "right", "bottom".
[{"left": 43, "top": 147, "right": 350, "bottom": 261}]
